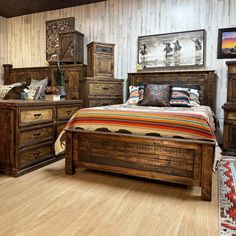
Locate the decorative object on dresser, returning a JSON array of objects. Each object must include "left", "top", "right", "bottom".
[
  {"left": 222, "top": 61, "right": 236, "bottom": 156},
  {"left": 3, "top": 63, "right": 87, "bottom": 100},
  {"left": 65, "top": 70, "right": 217, "bottom": 201},
  {"left": 0, "top": 100, "right": 81, "bottom": 176},
  {"left": 87, "top": 42, "right": 115, "bottom": 78},
  {"left": 46, "top": 17, "right": 75, "bottom": 63},
  {"left": 59, "top": 30, "right": 84, "bottom": 64},
  {"left": 80, "top": 78, "right": 123, "bottom": 107}
]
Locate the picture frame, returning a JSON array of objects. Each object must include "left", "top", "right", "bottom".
[
  {"left": 217, "top": 27, "right": 236, "bottom": 59},
  {"left": 137, "top": 29, "right": 206, "bottom": 70},
  {"left": 46, "top": 17, "right": 75, "bottom": 63}
]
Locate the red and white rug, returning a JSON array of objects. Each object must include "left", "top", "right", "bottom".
[{"left": 219, "top": 159, "right": 236, "bottom": 235}]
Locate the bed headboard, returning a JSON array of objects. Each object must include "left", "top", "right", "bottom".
[
  {"left": 128, "top": 70, "right": 217, "bottom": 112},
  {"left": 3, "top": 64, "right": 51, "bottom": 85}
]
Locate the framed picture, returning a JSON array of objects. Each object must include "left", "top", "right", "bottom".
[
  {"left": 138, "top": 29, "right": 206, "bottom": 69},
  {"left": 46, "top": 17, "right": 75, "bottom": 63},
  {"left": 217, "top": 27, "right": 236, "bottom": 59}
]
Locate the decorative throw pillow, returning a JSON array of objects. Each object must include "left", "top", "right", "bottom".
[
  {"left": 126, "top": 86, "right": 140, "bottom": 105},
  {"left": 189, "top": 88, "right": 200, "bottom": 106},
  {"left": 170, "top": 87, "right": 191, "bottom": 107},
  {"left": 139, "top": 84, "right": 170, "bottom": 106},
  {"left": 126, "top": 85, "right": 145, "bottom": 105},
  {"left": 27, "top": 86, "right": 41, "bottom": 100},
  {"left": 29, "top": 77, "right": 48, "bottom": 99},
  {"left": 0, "top": 82, "right": 25, "bottom": 100}
]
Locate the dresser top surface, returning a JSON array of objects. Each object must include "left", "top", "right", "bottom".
[{"left": 0, "top": 99, "right": 82, "bottom": 107}]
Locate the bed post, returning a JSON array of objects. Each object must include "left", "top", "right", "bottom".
[
  {"left": 65, "top": 131, "right": 76, "bottom": 175},
  {"left": 3, "top": 64, "right": 13, "bottom": 85},
  {"left": 201, "top": 144, "right": 214, "bottom": 201}
]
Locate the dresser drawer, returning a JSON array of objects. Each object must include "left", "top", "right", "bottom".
[
  {"left": 57, "top": 106, "right": 79, "bottom": 120},
  {"left": 88, "top": 82, "right": 122, "bottom": 96},
  {"left": 20, "top": 125, "right": 54, "bottom": 147},
  {"left": 95, "top": 45, "right": 113, "bottom": 54},
  {"left": 88, "top": 99, "right": 123, "bottom": 107},
  {"left": 226, "top": 111, "right": 236, "bottom": 120},
  {"left": 20, "top": 108, "right": 53, "bottom": 125},
  {"left": 20, "top": 143, "right": 53, "bottom": 168}
]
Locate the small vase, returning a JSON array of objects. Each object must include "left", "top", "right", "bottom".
[{"left": 57, "top": 86, "right": 66, "bottom": 100}]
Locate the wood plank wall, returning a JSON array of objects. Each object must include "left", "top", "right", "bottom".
[
  {"left": 0, "top": 16, "right": 7, "bottom": 85},
  {"left": 1, "top": 0, "right": 236, "bottom": 136}
]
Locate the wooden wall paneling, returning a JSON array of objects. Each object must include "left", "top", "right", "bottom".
[
  {"left": 3, "top": 0, "right": 236, "bottom": 138},
  {"left": 0, "top": 17, "right": 7, "bottom": 85}
]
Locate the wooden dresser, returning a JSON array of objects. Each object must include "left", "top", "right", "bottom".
[
  {"left": 80, "top": 78, "right": 124, "bottom": 107},
  {"left": 223, "top": 61, "right": 236, "bottom": 156},
  {"left": 0, "top": 100, "right": 81, "bottom": 176}
]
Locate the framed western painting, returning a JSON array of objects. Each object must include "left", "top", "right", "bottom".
[
  {"left": 138, "top": 29, "right": 206, "bottom": 70},
  {"left": 46, "top": 17, "right": 75, "bottom": 63},
  {"left": 217, "top": 27, "right": 236, "bottom": 59}
]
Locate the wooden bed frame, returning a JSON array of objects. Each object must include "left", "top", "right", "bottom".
[
  {"left": 65, "top": 69, "right": 217, "bottom": 201},
  {"left": 3, "top": 65, "right": 217, "bottom": 201}
]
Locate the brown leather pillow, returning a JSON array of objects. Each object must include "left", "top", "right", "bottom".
[{"left": 139, "top": 84, "right": 170, "bottom": 106}]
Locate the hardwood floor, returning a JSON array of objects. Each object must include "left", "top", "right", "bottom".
[{"left": 0, "top": 160, "right": 219, "bottom": 236}]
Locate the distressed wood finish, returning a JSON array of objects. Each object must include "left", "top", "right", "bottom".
[
  {"left": 19, "top": 107, "right": 53, "bottom": 125},
  {"left": 0, "top": 100, "right": 81, "bottom": 176},
  {"left": 59, "top": 30, "right": 84, "bottom": 64},
  {"left": 3, "top": 63, "right": 87, "bottom": 100},
  {"left": 0, "top": 17, "right": 7, "bottom": 85},
  {"left": 80, "top": 78, "right": 124, "bottom": 107},
  {"left": 222, "top": 61, "right": 236, "bottom": 156},
  {"left": 128, "top": 70, "right": 217, "bottom": 112},
  {"left": 65, "top": 71, "right": 216, "bottom": 201},
  {"left": 87, "top": 42, "right": 115, "bottom": 78}
]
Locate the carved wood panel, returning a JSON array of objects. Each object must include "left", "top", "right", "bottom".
[{"left": 46, "top": 17, "right": 75, "bottom": 63}]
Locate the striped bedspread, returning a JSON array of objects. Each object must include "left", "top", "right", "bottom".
[{"left": 64, "top": 104, "right": 216, "bottom": 141}]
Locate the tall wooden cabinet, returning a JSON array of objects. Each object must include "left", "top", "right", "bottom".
[
  {"left": 59, "top": 30, "right": 84, "bottom": 64},
  {"left": 223, "top": 61, "right": 236, "bottom": 156},
  {"left": 87, "top": 42, "right": 115, "bottom": 78},
  {"left": 83, "top": 42, "right": 123, "bottom": 107}
]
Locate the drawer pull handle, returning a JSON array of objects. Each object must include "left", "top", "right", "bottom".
[
  {"left": 103, "top": 87, "right": 109, "bottom": 90},
  {"left": 102, "top": 103, "right": 109, "bottom": 106},
  {"left": 34, "top": 113, "right": 42, "bottom": 119},
  {"left": 33, "top": 133, "right": 41, "bottom": 138},
  {"left": 101, "top": 48, "right": 108, "bottom": 52},
  {"left": 33, "top": 152, "right": 41, "bottom": 156},
  {"left": 66, "top": 110, "right": 72, "bottom": 115}
]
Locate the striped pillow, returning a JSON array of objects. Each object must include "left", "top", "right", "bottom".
[
  {"left": 189, "top": 88, "right": 200, "bottom": 106},
  {"left": 126, "top": 86, "right": 141, "bottom": 105},
  {"left": 170, "top": 87, "right": 191, "bottom": 107}
]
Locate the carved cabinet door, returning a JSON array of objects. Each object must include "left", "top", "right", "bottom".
[{"left": 94, "top": 54, "right": 114, "bottom": 77}]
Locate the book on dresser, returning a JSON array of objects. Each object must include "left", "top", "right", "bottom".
[{"left": 0, "top": 100, "right": 82, "bottom": 176}]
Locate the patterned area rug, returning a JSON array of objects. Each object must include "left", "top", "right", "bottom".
[{"left": 219, "top": 159, "right": 236, "bottom": 235}]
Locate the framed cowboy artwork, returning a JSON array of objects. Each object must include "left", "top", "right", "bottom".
[{"left": 137, "top": 29, "right": 206, "bottom": 70}]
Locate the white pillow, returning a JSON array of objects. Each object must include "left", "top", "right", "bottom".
[{"left": 29, "top": 78, "right": 48, "bottom": 99}]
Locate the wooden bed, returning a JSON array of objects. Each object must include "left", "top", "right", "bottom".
[{"left": 65, "top": 69, "right": 217, "bottom": 201}]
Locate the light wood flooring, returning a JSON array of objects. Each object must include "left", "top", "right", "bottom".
[{"left": 0, "top": 160, "right": 219, "bottom": 236}]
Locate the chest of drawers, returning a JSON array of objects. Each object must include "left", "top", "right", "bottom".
[
  {"left": 80, "top": 78, "right": 124, "bottom": 107},
  {"left": 0, "top": 100, "right": 81, "bottom": 176}
]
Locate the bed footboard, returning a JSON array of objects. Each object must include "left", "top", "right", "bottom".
[{"left": 65, "top": 130, "right": 214, "bottom": 201}]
